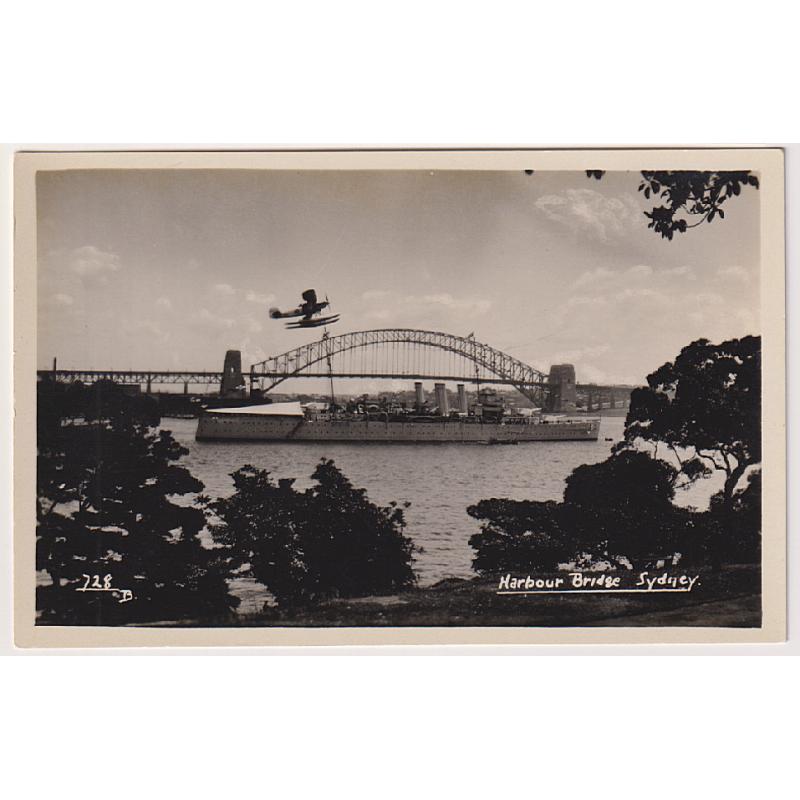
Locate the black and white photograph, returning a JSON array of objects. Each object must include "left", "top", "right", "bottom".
[
  {"left": 14, "top": 149, "right": 786, "bottom": 646},
  {"left": 4, "top": 4, "right": 799, "bottom": 797}
]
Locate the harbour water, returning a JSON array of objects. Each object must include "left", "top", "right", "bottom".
[{"left": 166, "top": 416, "right": 627, "bottom": 588}]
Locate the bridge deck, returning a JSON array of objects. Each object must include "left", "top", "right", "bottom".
[
  {"left": 37, "top": 369, "right": 632, "bottom": 395},
  {"left": 39, "top": 370, "right": 225, "bottom": 385}
]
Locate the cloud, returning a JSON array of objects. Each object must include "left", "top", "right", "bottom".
[
  {"left": 734, "top": 307, "right": 759, "bottom": 330},
  {"left": 613, "top": 287, "right": 669, "bottom": 304},
  {"left": 690, "top": 292, "right": 725, "bottom": 307},
  {"left": 539, "top": 342, "right": 639, "bottom": 386},
  {"left": 549, "top": 343, "right": 612, "bottom": 363},
  {"left": 564, "top": 283, "right": 670, "bottom": 309},
  {"left": 41, "top": 292, "right": 78, "bottom": 313},
  {"left": 573, "top": 264, "right": 652, "bottom": 288},
  {"left": 572, "top": 267, "right": 616, "bottom": 288},
  {"left": 190, "top": 308, "right": 235, "bottom": 330},
  {"left": 365, "top": 309, "right": 392, "bottom": 321},
  {"left": 245, "top": 290, "right": 276, "bottom": 305},
  {"left": 359, "top": 291, "right": 492, "bottom": 324},
  {"left": 123, "top": 319, "right": 169, "bottom": 341},
  {"left": 567, "top": 287, "right": 668, "bottom": 309},
  {"left": 572, "top": 263, "right": 697, "bottom": 291},
  {"left": 551, "top": 256, "right": 759, "bottom": 386},
  {"left": 576, "top": 363, "right": 640, "bottom": 386},
  {"left": 412, "top": 293, "right": 492, "bottom": 315},
  {"left": 661, "top": 265, "right": 695, "bottom": 280},
  {"left": 566, "top": 295, "right": 608, "bottom": 308},
  {"left": 237, "top": 338, "right": 268, "bottom": 369},
  {"left": 535, "top": 189, "right": 639, "bottom": 241},
  {"left": 212, "top": 283, "right": 236, "bottom": 296},
  {"left": 156, "top": 296, "right": 172, "bottom": 310},
  {"left": 69, "top": 245, "right": 121, "bottom": 278},
  {"left": 716, "top": 265, "right": 749, "bottom": 281}
]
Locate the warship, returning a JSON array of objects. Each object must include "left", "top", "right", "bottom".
[{"left": 196, "top": 387, "right": 600, "bottom": 443}]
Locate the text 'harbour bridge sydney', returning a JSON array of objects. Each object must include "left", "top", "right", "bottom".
[{"left": 41, "top": 328, "right": 634, "bottom": 412}]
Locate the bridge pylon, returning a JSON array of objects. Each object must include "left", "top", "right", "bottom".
[
  {"left": 546, "top": 364, "right": 577, "bottom": 413},
  {"left": 221, "top": 350, "right": 246, "bottom": 399}
]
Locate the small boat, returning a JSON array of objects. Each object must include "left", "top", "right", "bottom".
[{"left": 488, "top": 438, "right": 519, "bottom": 445}]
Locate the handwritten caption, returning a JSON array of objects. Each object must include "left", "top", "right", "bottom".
[
  {"left": 496, "top": 571, "right": 700, "bottom": 595},
  {"left": 76, "top": 574, "right": 134, "bottom": 604}
]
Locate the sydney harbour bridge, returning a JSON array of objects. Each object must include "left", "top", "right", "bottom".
[{"left": 39, "top": 327, "right": 633, "bottom": 412}]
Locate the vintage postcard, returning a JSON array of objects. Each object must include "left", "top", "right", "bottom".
[{"left": 13, "top": 148, "right": 786, "bottom": 647}]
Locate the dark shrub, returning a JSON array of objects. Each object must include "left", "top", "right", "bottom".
[
  {"left": 36, "top": 379, "right": 238, "bottom": 625},
  {"left": 468, "top": 499, "right": 569, "bottom": 574},
  {"left": 469, "top": 452, "right": 688, "bottom": 573},
  {"left": 210, "top": 459, "right": 416, "bottom": 607}
]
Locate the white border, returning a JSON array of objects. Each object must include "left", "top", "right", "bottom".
[{"left": 4, "top": 151, "right": 792, "bottom": 653}]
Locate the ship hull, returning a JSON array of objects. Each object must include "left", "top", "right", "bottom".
[{"left": 196, "top": 413, "right": 600, "bottom": 443}]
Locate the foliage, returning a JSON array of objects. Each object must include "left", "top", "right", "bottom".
[
  {"left": 700, "top": 470, "right": 762, "bottom": 566},
  {"left": 209, "top": 459, "right": 416, "bottom": 607},
  {"left": 622, "top": 335, "right": 761, "bottom": 507},
  {"left": 36, "top": 379, "right": 239, "bottom": 624},
  {"left": 580, "top": 169, "right": 759, "bottom": 239},
  {"left": 561, "top": 451, "right": 688, "bottom": 566},
  {"left": 468, "top": 499, "right": 570, "bottom": 574},
  {"left": 469, "top": 451, "right": 690, "bottom": 573},
  {"left": 638, "top": 171, "right": 759, "bottom": 240},
  {"left": 470, "top": 335, "right": 762, "bottom": 573}
]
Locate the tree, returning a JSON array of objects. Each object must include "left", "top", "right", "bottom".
[
  {"left": 36, "top": 379, "right": 238, "bottom": 624},
  {"left": 622, "top": 336, "right": 761, "bottom": 508},
  {"left": 701, "top": 469, "right": 762, "bottom": 566},
  {"left": 469, "top": 336, "right": 762, "bottom": 574},
  {"left": 561, "top": 451, "right": 689, "bottom": 567},
  {"left": 467, "top": 499, "right": 570, "bottom": 575},
  {"left": 579, "top": 170, "right": 759, "bottom": 239},
  {"left": 209, "top": 459, "right": 416, "bottom": 607},
  {"left": 637, "top": 171, "right": 759, "bottom": 240},
  {"left": 468, "top": 451, "right": 687, "bottom": 573}
]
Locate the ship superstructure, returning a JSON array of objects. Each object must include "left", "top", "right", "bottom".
[{"left": 195, "top": 394, "right": 600, "bottom": 443}]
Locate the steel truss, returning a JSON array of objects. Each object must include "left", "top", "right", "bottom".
[{"left": 250, "top": 328, "right": 550, "bottom": 403}]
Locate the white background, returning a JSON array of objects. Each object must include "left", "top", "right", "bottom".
[{"left": 1, "top": 2, "right": 797, "bottom": 798}]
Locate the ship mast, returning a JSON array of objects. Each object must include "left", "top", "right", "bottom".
[
  {"left": 323, "top": 329, "right": 335, "bottom": 413},
  {"left": 469, "top": 332, "right": 480, "bottom": 410}
]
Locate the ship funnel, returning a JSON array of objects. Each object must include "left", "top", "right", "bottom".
[
  {"left": 434, "top": 383, "right": 449, "bottom": 416},
  {"left": 457, "top": 384, "right": 468, "bottom": 414},
  {"left": 414, "top": 381, "right": 425, "bottom": 408}
]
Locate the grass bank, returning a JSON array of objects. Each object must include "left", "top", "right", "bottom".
[{"left": 204, "top": 564, "right": 760, "bottom": 629}]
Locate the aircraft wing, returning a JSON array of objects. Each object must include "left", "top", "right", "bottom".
[{"left": 285, "top": 314, "right": 340, "bottom": 329}]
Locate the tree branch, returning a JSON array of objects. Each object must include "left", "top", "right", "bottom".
[
  {"left": 668, "top": 442, "right": 687, "bottom": 470},
  {"left": 696, "top": 449, "right": 727, "bottom": 473}
]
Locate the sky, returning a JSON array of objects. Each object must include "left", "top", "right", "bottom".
[{"left": 36, "top": 169, "right": 760, "bottom": 388}]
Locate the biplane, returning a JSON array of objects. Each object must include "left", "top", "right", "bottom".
[{"left": 269, "top": 289, "right": 340, "bottom": 329}]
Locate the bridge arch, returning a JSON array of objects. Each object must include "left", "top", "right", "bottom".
[{"left": 250, "top": 328, "right": 550, "bottom": 404}]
